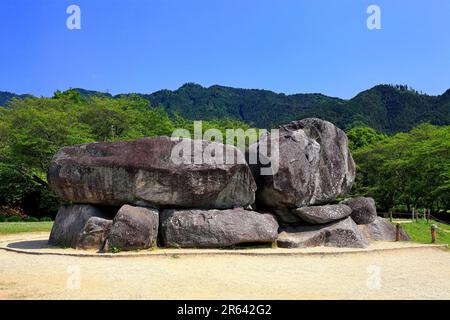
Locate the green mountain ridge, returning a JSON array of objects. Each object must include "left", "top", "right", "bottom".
[
  {"left": 1, "top": 83, "right": 449, "bottom": 133},
  {"left": 0, "top": 91, "right": 33, "bottom": 107}
]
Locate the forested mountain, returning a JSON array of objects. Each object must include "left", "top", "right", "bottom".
[
  {"left": 0, "top": 91, "right": 32, "bottom": 107},
  {"left": 140, "top": 83, "right": 449, "bottom": 133},
  {"left": 1, "top": 84, "right": 449, "bottom": 133}
]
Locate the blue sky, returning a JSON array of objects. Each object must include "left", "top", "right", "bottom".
[{"left": 1, "top": 0, "right": 449, "bottom": 98}]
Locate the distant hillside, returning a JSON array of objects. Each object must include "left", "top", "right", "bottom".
[
  {"left": 0, "top": 91, "right": 32, "bottom": 107},
  {"left": 1, "top": 84, "right": 449, "bottom": 133},
  {"left": 138, "top": 83, "right": 450, "bottom": 133}
]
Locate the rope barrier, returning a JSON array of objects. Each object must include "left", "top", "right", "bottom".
[
  {"left": 382, "top": 211, "right": 450, "bottom": 225},
  {"left": 429, "top": 214, "right": 450, "bottom": 226}
]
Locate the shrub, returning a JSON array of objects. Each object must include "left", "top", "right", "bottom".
[
  {"left": 6, "top": 215, "right": 23, "bottom": 222},
  {"left": 24, "top": 217, "right": 39, "bottom": 222},
  {"left": 39, "top": 217, "right": 53, "bottom": 222},
  {"left": 110, "top": 247, "right": 121, "bottom": 254}
]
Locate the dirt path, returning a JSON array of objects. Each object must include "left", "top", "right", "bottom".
[{"left": 0, "top": 234, "right": 449, "bottom": 299}]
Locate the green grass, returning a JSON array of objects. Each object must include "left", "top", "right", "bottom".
[
  {"left": 398, "top": 219, "right": 450, "bottom": 245},
  {"left": 0, "top": 222, "right": 53, "bottom": 235}
]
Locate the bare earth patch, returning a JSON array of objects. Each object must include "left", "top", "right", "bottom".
[{"left": 0, "top": 232, "right": 449, "bottom": 299}]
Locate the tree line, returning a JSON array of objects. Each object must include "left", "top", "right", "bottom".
[
  {"left": 0, "top": 89, "right": 250, "bottom": 218},
  {"left": 348, "top": 125, "right": 450, "bottom": 214}
]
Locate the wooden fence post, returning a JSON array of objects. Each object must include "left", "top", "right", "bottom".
[
  {"left": 396, "top": 223, "right": 401, "bottom": 241},
  {"left": 431, "top": 224, "right": 437, "bottom": 244}
]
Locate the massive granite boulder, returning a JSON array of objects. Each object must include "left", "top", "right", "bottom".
[
  {"left": 76, "top": 217, "right": 112, "bottom": 250},
  {"left": 104, "top": 205, "right": 159, "bottom": 251},
  {"left": 340, "top": 197, "right": 377, "bottom": 225},
  {"left": 249, "top": 118, "right": 355, "bottom": 217},
  {"left": 277, "top": 217, "right": 369, "bottom": 248},
  {"left": 292, "top": 204, "right": 352, "bottom": 224},
  {"left": 359, "top": 217, "right": 410, "bottom": 241},
  {"left": 160, "top": 208, "right": 279, "bottom": 248},
  {"left": 48, "top": 136, "right": 256, "bottom": 209},
  {"left": 49, "top": 204, "right": 111, "bottom": 248}
]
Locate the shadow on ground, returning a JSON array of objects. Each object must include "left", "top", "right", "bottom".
[{"left": 7, "top": 240, "right": 50, "bottom": 250}]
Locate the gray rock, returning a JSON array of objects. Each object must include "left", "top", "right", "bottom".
[
  {"left": 48, "top": 204, "right": 110, "bottom": 248},
  {"left": 341, "top": 197, "right": 377, "bottom": 225},
  {"left": 359, "top": 217, "right": 411, "bottom": 241},
  {"left": 249, "top": 118, "right": 355, "bottom": 221},
  {"left": 160, "top": 208, "right": 279, "bottom": 248},
  {"left": 277, "top": 217, "right": 369, "bottom": 248},
  {"left": 76, "top": 217, "right": 112, "bottom": 250},
  {"left": 104, "top": 205, "right": 159, "bottom": 251},
  {"left": 48, "top": 136, "right": 256, "bottom": 209},
  {"left": 292, "top": 204, "right": 352, "bottom": 224},
  {"left": 276, "top": 228, "right": 325, "bottom": 248}
]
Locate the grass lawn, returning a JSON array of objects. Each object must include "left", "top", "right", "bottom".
[
  {"left": 397, "top": 219, "right": 450, "bottom": 245},
  {"left": 0, "top": 222, "right": 53, "bottom": 235}
]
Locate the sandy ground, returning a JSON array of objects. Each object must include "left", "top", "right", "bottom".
[{"left": 0, "top": 233, "right": 449, "bottom": 299}]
